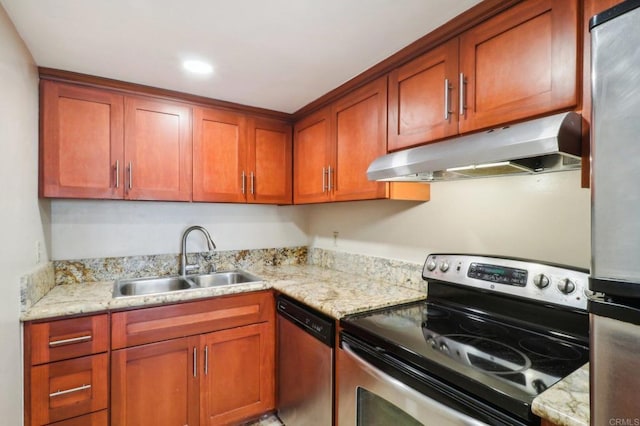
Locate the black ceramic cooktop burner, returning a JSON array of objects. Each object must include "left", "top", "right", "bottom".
[
  {"left": 519, "top": 337, "right": 583, "bottom": 361},
  {"left": 458, "top": 318, "right": 509, "bottom": 338}
]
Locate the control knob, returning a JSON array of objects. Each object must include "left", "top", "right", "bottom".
[
  {"left": 557, "top": 278, "right": 576, "bottom": 295},
  {"left": 439, "top": 261, "right": 450, "bottom": 272},
  {"left": 426, "top": 259, "right": 437, "bottom": 271},
  {"left": 533, "top": 274, "right": 550, "bottom": 289}
]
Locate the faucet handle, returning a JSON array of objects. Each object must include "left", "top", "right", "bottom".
[{"left": 185, "top": 264, "right": 199, "bottom": 274}]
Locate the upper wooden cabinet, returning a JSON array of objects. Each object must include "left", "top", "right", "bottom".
[
  {"left": 193, "top": 108, "right": 247, "bottom": 203},
  {"left": 293, "top": 107, "right": 332, "bottom": 204},
  {"left": 294, "top": 78, "right": 387, "bottom": 204},
  {"left": 332, "top": 77, "right": 388, "bottom": 202},
  {"left": 40, "top": 80, "right": 124, "bottom": 199},
  {"left": 41, "top": 81, "right": 193, "bottom": 201},
  {"left": 193, "top": 108, "right": 292, "bottom": 204},
  {"left": 387, "top": 0, "right": 578, "bottom": 151},
  {"left": 388, "top": 38, "right": 459, "bottom": 151},
  {"left": 124, "top": 96, "right": 192, "bottom": 201},
  {"left": 458, "top": 0, "right": 578, "bottom": 133},
  {"left": 247, "top": 117, "right": 292, "bottom": 204}
]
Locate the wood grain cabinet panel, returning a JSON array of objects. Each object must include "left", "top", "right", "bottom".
[
  {"left": 193, "top": 108, "right": 292, "bottom": 204},
  {"left": 111, "top": 291, "right": 273, "bottom": 349},
  {"left": 47, "top": 410, "right": 108, "bottom": 426},
  {"left": 293, "top": 106, "right": 333, "bottom": 204},
  {"left": 200, "top": 322, "right": 275, "bottom": 425},
  {"left": 111, "top": 337, "right": 200, "bottom": 426},
  {"left": 111, "top": 291, "right": 275, "bottom": 426},
  {"left": 294, "top": 77, "right": 396, "bottom": 204},
  {"left": 124, "top": 96, "right": 192, "bottom": 201},
  {"left": 40, "top": 81, "right": 124, "bottom": 199},
  {"left": 29, "top": 314, "right": 108, "bottom": 365},
  {"left": 247, "top": 118, "right": 292, "bottom": 204},
  {"left": 388, "top": 38, "right": 459, "bottom": 151},
  {"left": 30, "top": 353, "right": 108, "bottom": 426},
  {"left": 458, "top": 0, "right": 578, "bottom": 133},
  {"left": 193, "top": 107, "right": 247, "bottom": 202},
  {"left": 332, "top": 77, "right": 388, "bottom": 201}
]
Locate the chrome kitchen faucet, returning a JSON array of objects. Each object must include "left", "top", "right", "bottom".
[{"left": 180, "top": 225, "right": 216, "bottom": 276}]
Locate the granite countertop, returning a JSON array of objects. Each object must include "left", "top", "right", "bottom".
[
  {"left": 21, "top": 264, "right": 426, "bottom": 322},
  {"left": 532, "top": 363, "right": 590, "bottom": 426}
]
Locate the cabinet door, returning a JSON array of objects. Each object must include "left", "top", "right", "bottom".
[
  {"left": 388, "top": 38, "right": 459, "bottom": 151},
  {"left": 333, "top": 77, "right": 387, "bottom": 202},
  {"left": 40, "top": 81, "right": 124, "bottom": 199},
  {"left": 111, "top": 337, "right": 200, "bottom": 426},
  {"left": 247, "top": 118, "right": 292, "bottom": 204},
  {"left": 293, "top": 107, "right": 332, "bottom": 204},
  {"left": 459, "top": 0, "right": 578, "bottom": 133},
  {"left": 193, "top": 107, "right": 247, "bottom": 202},
  {"left": 200, "top": 322, "right": 275, "bottom": 425},
  {"left": 124, "top": 96, "right": 192, "bottom": 201}
]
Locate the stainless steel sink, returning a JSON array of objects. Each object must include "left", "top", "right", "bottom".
[
  {"left": 188, "top": 270, "right": 262, "bottom": 287},
  {"left": 113, "top": 276, "right": 197, "bottom": 297},
  {"left": 113, "top": 270, "right": 263, "bottom": 297}
]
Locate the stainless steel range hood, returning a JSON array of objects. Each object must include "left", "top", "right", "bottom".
[{"left": 367, "top": 112, "right": 582, "bottom": 182}]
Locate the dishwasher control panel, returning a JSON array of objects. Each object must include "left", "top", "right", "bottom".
[{"left": 277, "top": 295, "right": 335, "bottom": 346}]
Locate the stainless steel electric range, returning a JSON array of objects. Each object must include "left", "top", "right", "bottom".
[{"left": 338, "top": 254, "right": 590, "bottom": 426}]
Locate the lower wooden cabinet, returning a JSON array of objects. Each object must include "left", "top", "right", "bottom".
[
  {"left": 47, "top": 410, "right": 108, "bottom": 426},
  {"left": 111, "top": 291, "right": 275, "bottom": 426},
  {"left": 111, "top": 337, "right": 199, "bottom": 426},
  {"left": 200, "top": 323, "right": 275, "bottom": 425}
]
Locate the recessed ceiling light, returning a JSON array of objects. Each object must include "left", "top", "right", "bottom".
[{"left": 183, "top": 60, "right": 213, "bottom": 74}]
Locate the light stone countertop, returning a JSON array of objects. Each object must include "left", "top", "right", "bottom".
[
  {"left": 20, "top": 264, "right": 426, "bottom": 322},
  {"left": 532, "top": 363, "right": 590, "bottom": 426}
]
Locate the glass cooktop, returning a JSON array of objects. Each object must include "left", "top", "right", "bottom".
[{"left": 341, "top": 300, "right": 589, "bottom": 417}]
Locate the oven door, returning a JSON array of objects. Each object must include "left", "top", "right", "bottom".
[{"left": 338, "top": 334, "right": 527, "bottom": 426}]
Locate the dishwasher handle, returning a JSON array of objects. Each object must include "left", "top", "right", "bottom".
[{"left": 277, "top": 295, "right": 335, "bottom": 347}]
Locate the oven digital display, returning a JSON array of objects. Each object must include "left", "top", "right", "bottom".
[{"left": 467, "top": 263, "right": 528, "bottom": 286}]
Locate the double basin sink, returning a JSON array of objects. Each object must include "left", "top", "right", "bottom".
[{"left": 113, "top": 270, "right": 263, "bottom": 298}]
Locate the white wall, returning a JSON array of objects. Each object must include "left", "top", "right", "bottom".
[
  {"left": 0, "top": 5, "right": 48, "bottom": 425},
  {"left": 307, "top": 171, "right": 591, "bottom": 268},
  {"left": 51, "top": 200, "right": 309, "bottom": 259}
]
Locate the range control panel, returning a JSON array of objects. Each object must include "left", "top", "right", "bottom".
[{"left": 423, "top": 254, "right": 591, "bottom": 311}]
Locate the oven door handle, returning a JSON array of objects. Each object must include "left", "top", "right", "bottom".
[{"left": 341, "top": 342, "right": 489, "bottom": 426}]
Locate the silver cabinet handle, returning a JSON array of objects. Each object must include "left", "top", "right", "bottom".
[
  {"left": 241, "top": 171, "right": 246, "bottom": 195},
  {"left": 193, "top": 347, "right": 197, "bottom": 378},
  {"left": 204, "top": 345, "right": 208, "bottom": 375},
  {"left": 459, "top": 73, "right": 467, "bottom": 117},
  {"left": 444, "top": 78, "right": 452, "bottom": 120},
  {"left": 115, "top": 160, "right": 120, "bottom": 188},
  {"left": 49, "top": 384, "right": 91, "bottom": 398},
  {"left": 128, "top": 162, "right": 133, "bottom": 190},
  {"left": 49, "top": 335, "right": 92, "bottom": 347},
  {"left": 327, "top": 166, "right": 333, "bottom": 191},
  {"left": 322, "top": 167, "right": 327, "bottom": 192},
  {"left": 250, "top": 172, "right": 255, "bottom": 195}
]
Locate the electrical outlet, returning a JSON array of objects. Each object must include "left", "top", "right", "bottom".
[{"left": 333, "top": 231, "right": 339, "bottom": 246}]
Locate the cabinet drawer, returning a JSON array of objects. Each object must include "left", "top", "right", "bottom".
[
  {"left": 30, "top": 353, "right": 108, "bottom": 426},
  {"left": 112, "top": 291, "right": 274, "bottom": 349},
  {"left": 29, "top": 314, "right": 109, "bottom": 365},
  {"left": 47, "top": 410, "right": 108, "bottom": 426}
]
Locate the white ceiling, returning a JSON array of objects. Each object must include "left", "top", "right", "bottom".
[{"left": 1, "top": 0, "right": 482, "bottom": 113}]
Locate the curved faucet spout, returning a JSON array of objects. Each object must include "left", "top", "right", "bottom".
[{"left": 180, "top": 226, "right": 216, "bottom": 276}]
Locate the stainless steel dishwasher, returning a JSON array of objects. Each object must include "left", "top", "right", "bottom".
[{"left": 276, "top": 295, "right": 335, "bottom": 426}]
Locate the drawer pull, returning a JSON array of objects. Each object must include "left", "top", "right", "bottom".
[
  {"left": 49, "top": 335, "right": 92, "bottom": 347},
  {"left": 49, "top": 384, "right": 91, "bottom": 398}
]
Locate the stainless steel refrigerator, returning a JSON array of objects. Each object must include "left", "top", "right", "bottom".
[{"left": 590, "top": 1, "right": 640, "bottom": 424}]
